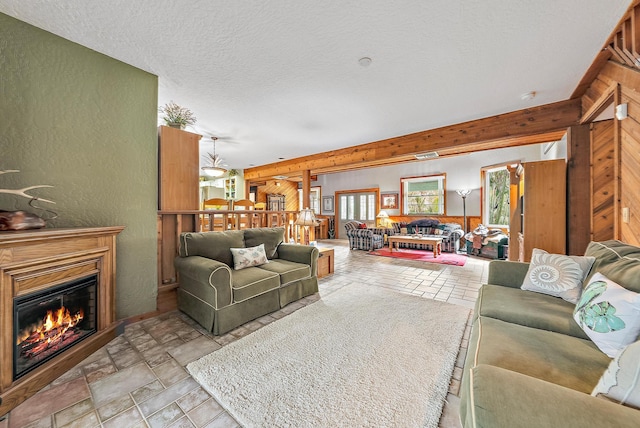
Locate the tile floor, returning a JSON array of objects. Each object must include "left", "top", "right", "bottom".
[{"left": 1, "top": 240, "right": 489, "bottom": 428}]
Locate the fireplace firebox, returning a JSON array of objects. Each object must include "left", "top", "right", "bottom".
[{"left": 13, "top": 275, "right": 98, "bottom": 380}]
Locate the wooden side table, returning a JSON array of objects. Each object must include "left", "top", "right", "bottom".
[{"left": 317, "top": 247, "right": 334, "bottom": 278}]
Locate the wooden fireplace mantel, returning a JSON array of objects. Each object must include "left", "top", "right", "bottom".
[{"left": 0, "top": 226, "right": 124, "bottom": 416}]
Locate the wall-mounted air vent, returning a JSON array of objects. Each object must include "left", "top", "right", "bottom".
[{"left": 414, "top": 152, "right": 439, "bottom": 160}]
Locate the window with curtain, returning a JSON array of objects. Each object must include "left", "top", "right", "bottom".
[{"left": 401, "top": 174, "right": 446, "bottom": 215}]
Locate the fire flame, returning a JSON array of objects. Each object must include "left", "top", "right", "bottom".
[{"left": 17, "top": 306, "right": 84, "bottom": 348}]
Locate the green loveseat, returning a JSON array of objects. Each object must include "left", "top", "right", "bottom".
[
  {"left": 460, "top": 240, "right": 640, "bottom": 427},
  {"left": 174, "top": 227, "right": 319, "bottom": 335}
]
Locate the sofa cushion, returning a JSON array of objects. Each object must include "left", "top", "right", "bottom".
[
  {"left": 592, "top": 340, "right": 640, "bottom": 409},
  {"left": 468, "top": 316, "right": 610, "bottom": 393},
  {"left": 230, "top": 244, "right": 269, "bottom": 270},
  {"left": 463, "top": 364, "right": 640, "bottom": 428},
  {"left": 475, "top": 284, "right": 590, "bottom": 339},
  {"left": 179, "top": 230, "right": 244, "bottom": 267},
  {"left": 408, "top": 218, "right": 439, "bottom": 228},
  {"left": 573, "top": 272, "right": 640, "bottom": 357},
  {"left": 244, "top": 227, "right": 285, "bottom": 259},
  {"left": 257, "top": 259, "right": 311, "bottom": 285},
  {"left": 231, "top": 267, "right": 280, "bottom": 303},
  {"left": 585, "top": 240, "right": 640, "bottom": 293},
  {"left": 521, "top": 248, "right": 595, "bottom": 304}
]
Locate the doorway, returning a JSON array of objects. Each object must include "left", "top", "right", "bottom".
[{"left": 335, "top": 188, "right": 379, "bottom": 239}]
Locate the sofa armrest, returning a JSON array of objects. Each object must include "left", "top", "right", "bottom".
[
  {"left": 487, "top": 260, "right": 530, "bottom": 288},
  {"left": 277, "top": 244, "right": 319, "bottom": 276},
  {"left": 174, "top": 256, "right": 233, "bottom": 309},
  {"left": 463, "top": 364, "right": 640, "bottom": 428}
]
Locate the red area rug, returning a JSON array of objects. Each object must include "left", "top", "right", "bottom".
[{"left": 369, "top": 247, "right": 467, "bottom": 266}]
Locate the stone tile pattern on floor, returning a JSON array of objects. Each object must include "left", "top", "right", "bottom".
[{"left": 2, "top": 240, "right": 488, "bottom": 428}]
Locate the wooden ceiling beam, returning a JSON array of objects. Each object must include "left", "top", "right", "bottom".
[
  {"left": 244, "top": 99, "right": 581, "bottom": 180},
  {"left": 633, "top": 5, "right": 640, "bottom": 58},
  {"left": 571, "top": 0, "right": 640, "bottom": 99},
  {"left": 600, "top": 60, "right": 640, "bottom": 92}
]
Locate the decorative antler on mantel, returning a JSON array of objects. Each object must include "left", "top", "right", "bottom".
[{"left": 0, "top": 170, "right": 55, "bottom": 204}]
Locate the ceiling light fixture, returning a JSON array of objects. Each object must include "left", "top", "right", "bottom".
[
  {"left": 201, "top": 136, "right": 227, "bottom": 177},
  {"left": 358, "top": 57, "right": 372, "bottom": 67}
]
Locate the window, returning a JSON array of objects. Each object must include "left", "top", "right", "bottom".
[
  {"left": 483, "top": 166, "right": 510, "bottom": 227},
  {"left": 358, "top": 194, "right": 375, "bottom": 221},
  {"left": 298, "top": 187, "right": 321, "bottom": 214},
  {"left": 401, "top": 174, "right": 445, "bottom": 215}
]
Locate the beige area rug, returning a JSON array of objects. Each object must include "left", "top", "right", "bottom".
[{"left": 187, "top": 284, "right": 470, "bottom": 427}]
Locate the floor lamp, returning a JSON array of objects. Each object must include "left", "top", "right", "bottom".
[
  {"left": 456, "top": 189, "right": 471, "bottom": 234},
  {"left": 295, "top": 208, "right": 317, "bottom": 245}
]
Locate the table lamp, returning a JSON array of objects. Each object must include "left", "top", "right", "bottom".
[
  {"left": 376, "top": 210, "right": 390, "bottom": 228},
  {"left": 295, "top": 208, "right": 317, "bottom": 245}
]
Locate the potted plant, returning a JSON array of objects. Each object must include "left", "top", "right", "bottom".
[{"left": 159, "top": 101, "right": 197, "bottom": 129}]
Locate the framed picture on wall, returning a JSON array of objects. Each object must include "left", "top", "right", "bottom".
[
  {"left": 381, "top": 192, "right": 398, "bottom": 209},
  {"left": 322, "top": 196, "right": 334, "bottom": 213}
]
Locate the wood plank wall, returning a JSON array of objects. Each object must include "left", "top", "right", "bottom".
[
  {"left": 620, "top": 87, "right": 640, "bottom": 244},
  {"left": 591, "top": 120, "right": 615, "bottom": 242},
  {"left": 257, "top": 180, "right": 299, "bottom": 211},
  {"left": 582, "top": 62, "right": 640, "bottom": 246}
]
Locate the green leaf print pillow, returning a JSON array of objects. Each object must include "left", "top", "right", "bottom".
[{"left": 573, "top": 272, "right": 640, "bottom": 358}]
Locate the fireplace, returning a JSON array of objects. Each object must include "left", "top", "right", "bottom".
[
  {"left": 13, "top": 275, "right": 98, "bottom": 380},
  {"left": 0, "top": 226, "right": 123, "bottom": 416}
]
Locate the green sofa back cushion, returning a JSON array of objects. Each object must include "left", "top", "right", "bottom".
[
  {"left": 585, "top": 240, "right": 640, "bottom": 293},
  {"left": 179, "top": 230, "right": 245, "bottom": 267},
  {"left": 244, "top": 227, "right": 285, "bottom": 259}
]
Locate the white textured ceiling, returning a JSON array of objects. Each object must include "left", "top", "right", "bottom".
[{"left": 0, "top": 1, "right": 631, "bottom": 170}]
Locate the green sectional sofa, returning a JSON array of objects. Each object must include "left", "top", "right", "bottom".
[
  {"left": 460, "top": 240, "right": 640, "bottom": 427},
  {"left": 174, "top": 227, "right": 319, "bottom": 335}
]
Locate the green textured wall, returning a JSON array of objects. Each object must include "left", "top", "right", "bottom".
[{"left": 0, "top": 13, "right": 159, "bottom": 319}]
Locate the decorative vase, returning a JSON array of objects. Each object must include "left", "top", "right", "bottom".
[{"left": 167, "top": 122, "right": 184, "bottom": 130}]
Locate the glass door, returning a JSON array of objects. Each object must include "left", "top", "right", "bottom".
[{"left": 335, "top": 190, "right": 377, "bottom": 239}]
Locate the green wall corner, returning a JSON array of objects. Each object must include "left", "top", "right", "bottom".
[{"left": 0, "top": 13, "right": 159, "bottom": 319}]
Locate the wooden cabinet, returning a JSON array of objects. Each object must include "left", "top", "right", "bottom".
[
  {"left": 157, "top": 126, "right": 201, "bottom": 313},
  {"left": 158, "top": 126, "right": 201, "bottom": 210},
  {"left": 509, "top": 159, "right": 566, "bottom": 262},
  {"left": 317, "top": 248, "right": 334, "bottom": 278},
  {"left": 224, "top": 176, "right": 237, "bottom": 200}
]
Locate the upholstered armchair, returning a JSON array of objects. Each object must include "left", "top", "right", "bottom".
[{"left": 344, "top": 221, "right": 384, "bottom": 251}]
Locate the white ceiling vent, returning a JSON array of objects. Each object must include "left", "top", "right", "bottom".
[
  {"left": 414, "top": 152, "right": 439, "bottom": 160},
  {"left": 273, "top": 175, "right": 289, "bottom": 180}
]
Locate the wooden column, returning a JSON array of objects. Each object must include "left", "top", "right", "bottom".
[
  {"left": 301, "top": 170, "right": 311, "bottom": 210},
  {"left": 566, "top": 125, "right": 591, "bottom": 255}
]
